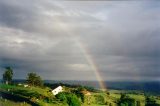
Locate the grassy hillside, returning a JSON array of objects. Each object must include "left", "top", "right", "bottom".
[
  {"left": 0, "top": 84, "right": 160, "bottom": 106},
  {"left": 0, "top": 84, "right": 65, "bottom": 106}
]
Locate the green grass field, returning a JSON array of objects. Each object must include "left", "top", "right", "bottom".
[
  {"left": 0, "top": 98, "right": 31, "bottom": 106},
  {"left": 0, "top": 84, "right": 160, "bottom": 106}
]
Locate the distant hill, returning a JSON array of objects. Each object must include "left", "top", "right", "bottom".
[
  {"left": 3, "top": 79, "right": 160, "bottom": 95},
  {"left": 44, "top": 80, "right": 160, "bottom": 95}
]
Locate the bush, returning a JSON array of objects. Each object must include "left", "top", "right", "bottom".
[
  {"left": 94, "top": 95, "right": 105, "bottom": 105},
  {"left": 56, "top": 92, "right": 81, "bottom": 106},
  {"left": 56, "top": 92, "right": 67, "bottom": 102},
  {"left": 145, "top": 96, "right": 160, "bottom": 106},
  {"left": 72, "top": 88, "right": 85, "bottom": 103},
  {"left": 118, "top": 94, "right": 136, "bottom": 106},
  {"left": 67, "top": 94, "right": 81, "bottom": 106}
]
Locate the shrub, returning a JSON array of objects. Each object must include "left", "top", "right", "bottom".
[
  {"left": 56, "top": 92, "right": 81, "bottom": 106},
  {"left": 145, "top": 96, "right": 160, "bottom": 106},
  {"left": 67, "top": 94, "right": 81, "bottom": 106},
  {"left": 71, "top": 88, "right": 85, "bottom": 103},
  {"left": 94, "top": 95, "right": 105, "bottom": 105},
  {"left": 56, "top": 92, "right": 67, "bottom": 102},
  {"left": 118, "top": 94, "right": 136, "bottom": 106}
]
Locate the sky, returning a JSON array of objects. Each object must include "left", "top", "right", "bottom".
[{"left": 0, "top": 0, "right": 160, "bottom": 81}]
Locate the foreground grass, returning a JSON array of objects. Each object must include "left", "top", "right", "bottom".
[
  {"left": 0, "top": 84, "right": 51, "bottom": 96},
  {"left": 0, "top": 84, "right": 65, "bottom": 106},
  {"left": 0, "top": 98, "right": 31, "bottom": 106}
]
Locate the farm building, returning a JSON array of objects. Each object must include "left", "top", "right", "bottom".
[{"left": 52, "top": 86, "right": 63, "bottom": 95}]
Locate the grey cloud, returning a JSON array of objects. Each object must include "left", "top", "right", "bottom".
[
  {"left": 0, "top": 0, "right": 160, "bottom": 81},
  {"left": 0, "top": 0, "right": 102, "bottom": 37}
]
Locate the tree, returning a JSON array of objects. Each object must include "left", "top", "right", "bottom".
[
  {"left": 3, "top": 67, "right": 13, "bottom": 84},
  {"left": 35, "top": 76, "right": 43, "bottom": 87},
  {"left": 118, "top": 94, "right": 136, "bottom": 106},
  {"left": 26, "top": 72, "right": 43, "bottom": 87}
]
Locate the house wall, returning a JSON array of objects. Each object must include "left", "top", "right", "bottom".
[{"left": 52, "top": 86, "right": 63, "bottom": 95}]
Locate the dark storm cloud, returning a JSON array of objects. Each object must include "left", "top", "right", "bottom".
[{"left": 0, "top": 0, "right": 160, "bottom": 81}]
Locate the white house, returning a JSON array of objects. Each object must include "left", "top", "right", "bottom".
[
  {"left": 52, "top": 86, "right": 63, "bottom": 95},
  {"left": 24, "top": 84, "right": 29, "bottom": 88},
  {"left": 18, "top": 83, "right": 22, "bottom": 86},
  {"left": 18, "top": 83, "right": 29, "bottom": 88}
]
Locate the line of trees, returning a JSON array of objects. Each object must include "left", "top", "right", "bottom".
[{"left": 2, "top": 67, "right": 43, "bottom": 87}]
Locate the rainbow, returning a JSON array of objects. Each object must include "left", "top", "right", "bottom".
[
  {"left": 54, "top": 21, "right": 107, "bottom": 90},
  {"left": 74, "top": 38, "right": 106, "bottom": 90}
]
